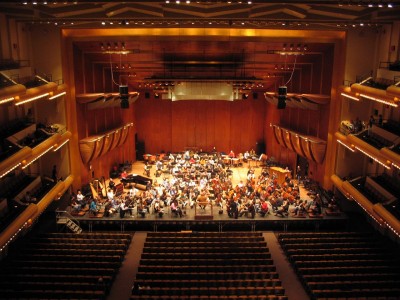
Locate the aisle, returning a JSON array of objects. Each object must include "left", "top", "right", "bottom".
[
  {"left": 263, "top": 232, "right": 309, "bottom": 300},
  {"left": 107, "top": 232, "right": 147, "bottom": 300}
]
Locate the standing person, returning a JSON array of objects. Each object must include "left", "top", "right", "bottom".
[
  {"left": 368, "top": 115, "right": 374, "bottom": 135},
  {"left": 52, "top": 165, "right": 58, "bottom": 182},
  {"left": 296, "top": 165, "right": 301, "bottom": 182},
  {"left": 378, "top": 114, "right": 383, "bottom": 126}
]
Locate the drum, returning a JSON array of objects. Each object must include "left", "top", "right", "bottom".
[{"left": 224, "top": 157, "right": 231, "bottom": 165}]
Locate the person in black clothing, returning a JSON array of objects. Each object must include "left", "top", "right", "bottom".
[{"left": 52, "top": 165, "right": 58, "bottom": 182}]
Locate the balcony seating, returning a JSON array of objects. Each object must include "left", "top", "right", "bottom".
[
  {"left": 373, "top": 174, "right": 400, "bottom": 201},
  {"left": 380, "top": 119, "right": 400, "bottom": 137},
  {"left": 356, "top": 131, "right": 394, "bottom": 149},
  {"left": 0, "top": 173, "right": 36, "bottom": 201},
  {"left": 0, "top": 232, "right": 132, "bottom": 300},
  {"left": 132, "top": 232, "right": 286, "bottom": 299},
  {"left": 389, "top": 61, "right": 400, "bottom": 71},
  {"left": 278, "top": 231, "right": 400, "bottom": 300}
]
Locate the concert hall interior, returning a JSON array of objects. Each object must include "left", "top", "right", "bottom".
[{"left": 1, "top": 1, "right": 400, "bottom": 299}]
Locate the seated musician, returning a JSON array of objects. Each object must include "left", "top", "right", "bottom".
[
  {"left": 137, "top": 199, "right": 147, "bottom": 218},
  {"left": 228, "top": 150, "right": 235, "bottom": 158},
  {"left": 119, "top": 199, "right": 133, "bottom": 218},
  {"left": 89, "top": 198, "right": 98, "bottom": 215},
  {"left": 108, "top": 178, "right": 116, "bottom": 191},
  {"left": 243, "top": 150, "right": 250, "bottom": 162},
  {"left": 275, "top": 199, "right": 289, "bottom": 217},
  {"left": 258, "top": 199, "right": 269, "bottom": 217},
  {"left": 107, "top": 188, "right": 114, "bottom": 201},
  {"left": 170, "top": 199, "right": 183, "bottom": 217},
  {"left": 76, "top": 189, "right": 86, "bottom": 208},
  {"left": 238, "top": 200, "right": 249, "bottom": 217},
  {"left": 121, "top": 169, "right": 128, "bottom": 180},
  {"left": 196, "top": 190, "right": 209, "bottom": 209},
  {"left": 129, "top": 186, "right": 138, "bottom": 199},
  {"left": 143, "top": 163, "right": 150, "bottom": 177},
  {"left": 71, "top": 199, "right": 81, "bottom": 212},
  {"left": 184, "top": 150, "right": 190, "bottom": 160},
  {"left": 153, "top": 199, "right": 164, "bottom": 217}
]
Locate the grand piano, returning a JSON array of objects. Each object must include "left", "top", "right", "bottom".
[{"left": 121, "top": 173, "right": 153, "bottom": 187}]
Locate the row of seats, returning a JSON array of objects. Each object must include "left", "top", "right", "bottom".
[
  {"left": 135, "top": 272, "right": 280, "bottom": 281},
  {"left": 38, "top": 232, "right": 132, "bottom": 239},
  {"left": 27, "top": 242, "right": 128, "bottom": 251},
  {"left": 19, "top": 247, "right": 126, "bottom": 257},
  {"left": 143, "top": 241, "right": 267, "bottom": 248},
  {"left": 139, "top": 258, "right": 274, "bottom": 266},
  {"left": 131, "top": 296, "right": 289, "bottom": 300},
  {"left": 145, "top": 237, "right": 265, "bottom": 242},
  {"left": 142, "top": 246, "right": 268, "bottom": 254},
  {"left": 278, "top": 231, "right": 400, "bottom": 300},
  {"left": 132, "top": 287, "right": 285, "bottom": 296},
  {"left": 0, "top": 232, "right": 132, "bottom": 300},
  {"left": 141, "top": 252, "right": 271, "bottom": 260},
  {"left": 133, "top": 279, "right": 282, "bottom": 288},
  {"left": 133, "top": 232, "right": 286, "bottom": 299},
  {"left": 30, "top": 237, "right": 131, "bottom": 246},
  {"left": 147, "top": 231, "right": 262, "bottom": 240}
]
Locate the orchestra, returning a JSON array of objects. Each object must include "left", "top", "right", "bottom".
[{"left": 69, "top": 149, "right": 316, "bottom": 221}]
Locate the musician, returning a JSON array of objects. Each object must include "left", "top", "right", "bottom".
[
  {"left": 196, "top": 190, "right": 209, "bottom": 209},
  {"left": 243, "top": 150, "right": 250, "bottom": 162},
  {"left": 144, "top": 163, "right": 150, "bottom": 177},
  {"left": 228, "top": 150, "right": 235, "bottom": 158},
  {"left": 258, "top": 200, "right": 269, "bottom": 217},
  {"left": 184, "top": 150, "right": 190, "bottom": 160},
  {"left": 71, "top": 199, "right": 81, "bottom": 212},
  {"left": 76, "top": 190, "right": 85, "bottom": 207},
  {"left": 121, "top": 169, "right": 128, "bottom": 180},
  {"left": 153, "top": 199, "right": 164, "bottom": 217},
  {"left": 129, "top": 186, "right": 138, "bottom": 199},
  {"left": 170, "top": 199, "right": 183, "bottom": 217},
  {"left": 107, "top": 189, "right": 114, "bottom": 201},
  {"left": 109, "top": 178, "right": 116, "bottom": 191},
  {"left": 119, "top": 200, "right": 133, "bottom": 218},
  {"left": 89, "top": 198, "right": 98, "bottom": 215}
]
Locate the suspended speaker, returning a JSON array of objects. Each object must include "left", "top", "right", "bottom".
[{"left": 119, "top": 85, "right": 129, "bottom": 109}]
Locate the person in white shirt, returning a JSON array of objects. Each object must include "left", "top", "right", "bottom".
[{"left": 107, "top": 189, "right": 114, "bottom": 201}]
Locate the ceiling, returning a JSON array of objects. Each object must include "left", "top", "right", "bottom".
[
  {"left": 2, "top": 0, "right": 399, "bottom": 97},
  {"left": 1, "top": 0, "right": 400, "bottom": 29}
]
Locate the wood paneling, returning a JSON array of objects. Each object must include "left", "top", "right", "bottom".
[{"left": 135, "top": 94, "right": 266, "bottom": 155}]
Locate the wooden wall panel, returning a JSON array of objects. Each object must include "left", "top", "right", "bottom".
[
  {"left": 206, "top": 103, "right": 216, "bottom": 151},
  {"left": 264, "top": 99, "right": 329, "bottom": 184},
  {"left": 135, "top": 97, "right": 266, "bottom": 155}
]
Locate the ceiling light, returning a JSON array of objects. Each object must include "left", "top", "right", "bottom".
[
  {"left": 101, "top": 21, "right": 105, "bottom": 25},
  {"left": 388, "top": 3, "right": 393, "bottom": 7}
]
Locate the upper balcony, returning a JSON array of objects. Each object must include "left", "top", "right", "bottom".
[
  {"left": 341, "top": 74, "right": 399, "bottom": 108},
  {"left": 0, "top": 72, "right": 66, "bottom": 106}
]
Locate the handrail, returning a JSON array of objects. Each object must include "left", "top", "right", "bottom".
[{"left": 55, "top": 209, "right": 80, "bottom": 226}]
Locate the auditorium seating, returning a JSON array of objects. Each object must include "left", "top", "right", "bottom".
[
  {"left": 132, "top": 232, "right": 287, "bottom": 300},
  {"left": 0, "top": 232, "right": 132, "bottom": 300},
  {"left": 278, "top": 231, "right": 400, "bottom": 300}
]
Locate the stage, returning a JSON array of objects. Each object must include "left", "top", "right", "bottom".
[
  {"left": 64, "top": 160, "right": 348, "bottom": 232},
  {"left": 64, "top": 206, "right": 348, "bottom": 233}
]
